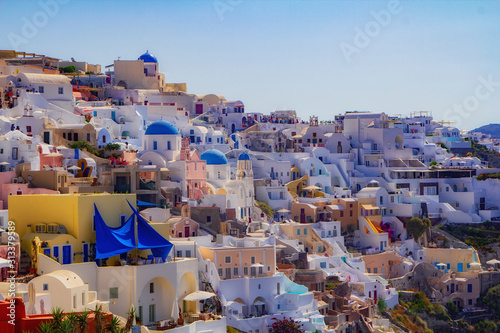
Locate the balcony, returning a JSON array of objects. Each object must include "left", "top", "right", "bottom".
[{"left": 363, "top": 149, "right": 384, "bottom": 155}]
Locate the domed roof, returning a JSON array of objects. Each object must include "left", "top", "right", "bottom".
[
  {"left": 145, "top": 121, "right": 179, "bottom": 135},
  {"left": 201, "top": 149, "right": 228, "bottom": 165},
  {"left": 238, "top": 152, "right": 251, "bottom": 160},
  {"left": 138, "top": 51, "right": 158, "bottom": 63}
]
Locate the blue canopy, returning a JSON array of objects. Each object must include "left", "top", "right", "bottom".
[
  {"left": 94, "top": 204, "right": 136, "bottom": 259},
  {"left": 137, "top": 200, "right": 157, "bottom": 207},
  {"left": 127, "top": 200, "right": 173, "bottom": 261},
  {"left": 94, "top": 202, "right": 172, "bottom": 261}
]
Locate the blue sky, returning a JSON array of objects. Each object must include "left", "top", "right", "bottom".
[{"left": 1, "top": 0, "right": 499, "bottom": 129}]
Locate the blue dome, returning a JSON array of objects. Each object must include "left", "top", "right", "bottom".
[
  {"left": 201, "top": 149, "right": 228, "bottom": 165},
  {"left": 138, "top": 51, "right": 158, "bottom": 63},
  {"left": 145, "top": 121, "right": 179, "bottom": 135},
  {"left": 238, "top": 152, "right": 251, "bottom": 160}
]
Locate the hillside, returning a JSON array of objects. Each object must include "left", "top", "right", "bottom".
[
  {"left": 472, "top": 124, "right": 500, "bottom": 138},
  {"left": 470, "top": 140, "right": 500, "bottom": 168}
]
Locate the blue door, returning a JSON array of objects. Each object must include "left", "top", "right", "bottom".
[
  {"left": 62, "top": 245, "right": 72, "bottom": 264},
  {"left": 53, "top": 246, "right": 59, "bottom": 261},
  {"left": 83, "top": 243, "right": 89, "bottom": 262},
  {"left": 457, "top": 263, "right": 463, "bottom": 272},
  {"left": 111, "top": 111, "right": 116, "bottom": 121}
]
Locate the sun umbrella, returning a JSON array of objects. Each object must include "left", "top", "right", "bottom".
[
  {"left": 277, "top": 208, "right": 290, "bottom": 213},
  {"left": 0, "top": 257, "right": 11, "bottom": 268},
  {"left": 486, "top": 259, "right": 500, "bottom": 265},
  {"left": 171, "top": 296, "right": 179, "bottom": 320},
  {"left": 182, "top": 291, "right": 217, "bottom": 302},
  {"left": 27, "top": 282, "right": 36, "bottom": 315},
  {"left": 469, "top": 262, "right": 481, "bottom": 267},
  {"left": 303, "top": 185, "right": 321, "bottom": 191}
]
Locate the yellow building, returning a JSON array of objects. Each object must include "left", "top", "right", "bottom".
[
  {"left": 8, "top": 193, "right": 146, "bottom": 265},
  {"left": 422, "top": 247, "right": 481, "bottom": 273},
  {"left": 280, "top": 223, "right": 329, "bottom": 255}
]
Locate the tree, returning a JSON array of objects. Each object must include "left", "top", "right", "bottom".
[
  {"left": 475, "top": 320, "right": 498, "bottom": 333},
  {"left": 270, "top": 317, "right": 305, "bottom": 333},
  {"left": 256, "top": 200, "right": 275, "bottom": 218},
  {"left": 406, "top": 217, "right": 430, "bottom": 242},
  {"left": 482, "top": 284, "right": 500, "bottom": 319},
  {"left": 446, "top": 301, "right": 459, "bottom": 319},
  {"left": 377, "top": 298, "right": 387, "bottom": 313}
]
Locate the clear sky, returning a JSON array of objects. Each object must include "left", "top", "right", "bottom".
[{"left": 1, "top": 0, "right": 499, "bottom": 130}]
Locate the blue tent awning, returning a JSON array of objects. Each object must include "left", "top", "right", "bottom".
[
  {"left": 94, "top": 201, "right": 172, "bottom": 261},
  {"left": 137, "top": 200, "right": 157, "bottom": 207},
  {"left": 128, "top": 200, "right": 173, "bottom": 261},
  {"left": 94, "top": 204, "right": 135, "bottom": 259}
]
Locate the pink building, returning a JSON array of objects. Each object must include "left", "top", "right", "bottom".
[
  {"left": 38, "top": 145, "right": 63, "bottom": 170},
  {"left": 169, "top": 217, "right": 200, "bottom": 238},
  {"left": 180, "top": 138, "right": 207, "bottom": 199}
]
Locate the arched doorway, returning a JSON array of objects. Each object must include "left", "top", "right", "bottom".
[
  {"left": 178, "top": 272, "right": 197, "bottom": 313},
  {"left": 252, "top": 296, "right": 267, "bottom": 316},
  {"left": 138, "top": 277, "right": 176, "bottom": 325}
]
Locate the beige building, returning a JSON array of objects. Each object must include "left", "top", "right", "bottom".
[
  {"left": 199, "top": 243, "right": 276, "bottom": 280},
  {"left": 436, "top": 271, "right": 480, "bottom": 309},
  {"left": 360, "top": 252, "right": 413, "bottom": 279}
]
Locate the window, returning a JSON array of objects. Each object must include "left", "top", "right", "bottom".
[
  {"left": 26, "top": 126, "right": 32, "bottom": 133},
  {"left": 244, "top": 267, "right": 248, "bottom": 275},
  {"left": 82, "top": 292, "right": 85, "bottom": 305},
  {"left": 259, "top": 267, "right": 263, "bottom": 275},
  {"left": 73, "top": 295, "right": 76, "bottom": 309},
  {"left": 207, "top": 216, "right": 211, "bottom": 223},
  {"left": 251, "top": 256, "right": 256, "bottom": 264},
  {"left": 367, "top": 268, "right": 371, "bottom": 273},
  {"left": 43, "top": 284, "right": 48, "bottom": 291},
  {"left": 373, "top": 268, "right": 378, "bottom": 273},
  {"left": 304, "top": 228, "right": 307, "bottom": 235},
  {"left": 120, "top": 214, "right": 127, "bottom": 226},
  {"left": 468, "top": 284, "right": 472, "bottom": 293},
  {"left": 268, "top": 266, "right": 271, "bottom": 271},
  {"left": 218, "top": 268, "right": 223, "bottom": 276},
  {"left": 340, "top": 211, "right": 344, "bottom": 217},
  {"left": 468, "top": 299, "right": 472, "bottom": 305},
  {"left": 258, "top": 284, "right": 261, "bottom": 289},
  {"left": 150, "top": 283, "right": 154, "bottom": 293},
  {"left": 167, "top": 141, "right": 171, "bottom": 150},
  {"left": 109, "top": 287, "right": 118, "bottom": 299},
  {"left": 39, "top": 86, "right": 44, "bottom": 93},
  {"left": 58, "top": 87, "right": 63, "bottom": 94},
  {"left": 225, "top": 256, "right": 231, "bottom": 263},
  {"left": 185, "top": 250, "right": 191, "bottom": 257},
  {"left": 297, "top": 229, "right": 300, "bottom": 235},
  {"left": 380, "top": 196, "right": 383, "bottom": 205},
  {"left": 176, "top": 250, "right": 182, "bottom": 257},
  {"left": 233, "top": 267, "right": 238, "bottom": 276},
  {"left": 153, "top": 141, "right": 158, "bottom": 150},
  {"left": 391, "top": 196, "right": 394, "bottom": 203},
  {"left": 92, "top": 215, "right": 96, "bottom": 232},
  {"left": 350, "top": 210, "right": 353, "bottom": 217}
]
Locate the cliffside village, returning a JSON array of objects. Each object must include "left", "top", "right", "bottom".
[{"left": 1, "top": 50, "right": 500, "bottom": 333}]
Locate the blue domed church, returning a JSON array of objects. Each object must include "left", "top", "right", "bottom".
[{"left": 140, "top": 120, "right": 181, "bottom": 167}]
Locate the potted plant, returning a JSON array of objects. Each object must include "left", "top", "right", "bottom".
[{"left": 135, "top": 316, "right": 142, "bottom": 326}]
